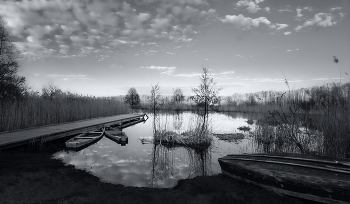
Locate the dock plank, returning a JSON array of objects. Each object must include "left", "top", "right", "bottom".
[{"left": 0, "top": 113, "right": 145, "bottom": 150}]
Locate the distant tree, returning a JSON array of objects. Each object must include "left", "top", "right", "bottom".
[
  {"left": 149, "top": 84, "right": 162, "bottom": 115},
  {"left": 41, "top": 82, "right": 64, "bottom": 101},
  {"left": 0, "top": 16, "right": 26, "bottom": 101},
  {"left": 124, "top": 87, "right": 140, "bottom": 109},
  {"left": 191, "top": 67, "right": 221, "bottom": 126},
  {"left": 225, "top": 96, "right": 237, "bottom": 106},
  {"left": 172, "top": 88, "right": 185, "bottom": 104},
  {"left": 247, "top": 94, "right": 257, "bottom": 106}
]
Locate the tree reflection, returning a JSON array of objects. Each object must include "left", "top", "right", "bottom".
[
  {"left": 147, "top": 112, "right": 212, "bottom": 187},
  {"left": 186, "top": 145, "right": 212, "bottom": 178}
]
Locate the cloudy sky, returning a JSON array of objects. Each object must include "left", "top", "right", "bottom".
[{"left": 1, "top": 0, "right": 349, "bottom": 96}]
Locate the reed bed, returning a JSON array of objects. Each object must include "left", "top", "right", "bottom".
[
  {"left": 249, "top": 82, "right": 350, "bottom": 158},
  {"left": 252, "top": 123, "right": 323, "bottom": 155},
  {"left": 152, "top": 129, "right": 213, "bottom": 150},
  {"left": 0, "top": 94, "right": 130, "bottom": 132}
]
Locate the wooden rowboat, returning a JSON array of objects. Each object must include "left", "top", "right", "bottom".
[
  {"left": 105, "top": 127, "right": 128, "bottom": 146},
  {"left": 65, "top": 128, "right": 105, "bottom": 150},
  {"left": 218, "top": 153, "right": 350, "bottom": 204}
]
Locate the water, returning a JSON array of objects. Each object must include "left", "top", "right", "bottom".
[{"left": 53, "top": 111, "right": 262, "bottom": 188}]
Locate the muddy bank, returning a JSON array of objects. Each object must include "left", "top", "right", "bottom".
[{"left": 0, "top": 146, "right": 308, "bottom": 204}]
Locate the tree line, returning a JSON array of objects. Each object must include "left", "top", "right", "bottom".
[{"left": 0, "top": 16, "right": 26, "bottom": 101}]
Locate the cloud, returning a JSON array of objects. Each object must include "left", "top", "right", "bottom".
[
  {"left": 174, "top": 73, "right": 202, "bottom": 77},
  {"left": 330, "top": 7, "right": 341, "bottom": 12},
  {"left": 48, "top": 74, "right": 95, "bottom": 81},
  {"left": 48, "top": 74, "right": 87, "bottom": 78},
  {"left": 286, "top": 48, "right": 299, "bottom": 52},
  {"left": 141, "top": 66, "right": 176, "bottom": 70},
  {"left": 59, "top": 45, "right": 70, "bottom": 54},
  {"left": 0, "top": 0, "right": 216, "bottom": 59},
  {"left": 236, "top": 0, "right": 265, "bottom": 13},
  {"left": 295, "top": 13, "right": 336, "bottom": 31},
  {"left": 284, "top": 31, "right": 292, "bottom": 35},
  {"left": 278, "top": 8, "right": 293, "bottom": 13},
  {"left": 221, "top": 14, "right": 271, "bottom": 30},
  {"left": 175, "top": 70, "right": 234, "bottom": 77},
  {"left": 141, "top": 66, "right": 176, "bottom": 75},
  {"left": 145, "top": 50, "right": 157, "bottom": 56},
  {"left": 276, "top": 23, "right": 288, "bottom": 30},
  {"left": 271, "top": 23, "right": 288, "bottom": 30},
  {"left": 312, "top": 78, "right": 329, "bottom": 81},
  {"left": 62, "top": 77, "right": 95, "bottom": 81},
  {"left": 160, "top": 69, "right": 176, "bottom": 75},
  {"left": 151, "top": 17, "right": 172, "bottom": 30},
  {"left": 239, "top": 78, "right": 301, "bottom": 83},
  {"left": 296, "top": 8, "right": 303, "bottom": 18},
  {"left": 219, "top": 71, "right": 235, "bottom": 75},
  {"left": 111, "top": 63, "right": 123, "bottom": 68},
  {"left": 295, "top": 7, "right": 313, "bottom": 21}
]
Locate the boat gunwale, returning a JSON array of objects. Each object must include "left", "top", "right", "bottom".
[
  {"left": 227, "top": 154, "right": 350, "bottom": 167},
  {"left": 220, "top": 157, "right": 350, "bottom": 174}
]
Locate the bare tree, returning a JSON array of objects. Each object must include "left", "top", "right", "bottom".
[
  {"left": 172, "top": 88, "right": 185, "bottom": 104},
  {"left": 41, "top": 82, "right": 64, "bottom": 101},
  {"left": 0, "top": 16, "right": 26, "bottom": 101},
  {"left": 124, "top": 87, "right": 140, "bottom": 110},
  {"left": 191, "top": 67, "right": 221, "bottom": 126},
  {"left": 149, "top": 84, "right": 162, "bottom": 115}
]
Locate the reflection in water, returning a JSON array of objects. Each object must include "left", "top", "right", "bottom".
[
  {"left": 147, "top": 111, "right": 213, "bottom": 187},
  {"left": 187, "top": 146, "right": 212, "bottom": 177},
  {"left": 53, "top": 111, "right": 264, "bottom": 188}
]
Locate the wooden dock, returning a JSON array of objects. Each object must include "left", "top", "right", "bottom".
[{"left": 0, "top": 113, "right": 147, "bottom": 150}]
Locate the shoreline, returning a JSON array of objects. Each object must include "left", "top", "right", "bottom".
[{"left": 0, "top": 146, "right": 308, "bottom": 204}]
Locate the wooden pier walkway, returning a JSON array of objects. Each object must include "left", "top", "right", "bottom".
[{"left": 0, "top": 113, "right": 147, "bottom": 150}]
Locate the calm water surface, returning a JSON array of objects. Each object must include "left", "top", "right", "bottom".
[{"left": 53, "top": 112, "right": 261, "bottom": 188}]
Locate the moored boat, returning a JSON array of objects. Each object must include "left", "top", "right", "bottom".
[
  {"left": 105, "top": 127, "right": 128, "bottom": 145},
  {"left": 218, "top": 153, "right": 350, "bottom": 204},
  {"left": 65, "top": 127, "right": 105, "bottom": 150}
]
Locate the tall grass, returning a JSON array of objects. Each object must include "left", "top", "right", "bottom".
[
  {"left": 0, "top": 93, "right": 130, "bottom": 132},
  {"left": 250, "top": 82, "right": 350, "bottom": 158}
]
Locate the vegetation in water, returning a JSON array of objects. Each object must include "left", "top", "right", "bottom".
[
  {"left": 237, "top": 126, "right": 251, "bottom": 132},
  {"left": 214, "top": 133, "right": 245, "bottom": 142}
]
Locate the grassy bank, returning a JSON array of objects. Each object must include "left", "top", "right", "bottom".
[{"left": 0, "top": 92, "right": 130, "bottom": 132}]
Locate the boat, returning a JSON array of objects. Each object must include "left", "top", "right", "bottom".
[
  {"left": 218, "top": 153, "right": 350, "bottom": 204},
  {"left": 105, "top": 127, "right": 128, "bottom": 146},
  {"left": 65, "top": 127, "right": 105, "bottom": 150}
]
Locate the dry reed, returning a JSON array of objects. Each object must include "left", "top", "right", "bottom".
[{"left": 0, "top": 94, "right": 130, "bottom": 132}]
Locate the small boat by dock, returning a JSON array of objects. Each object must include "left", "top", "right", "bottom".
[
  {"left": 105, "top": 127, "right": 128, "bottom": 146},
  {"left": 218, "top": 153, "right": 350, "bottom": 204},
  {"left": 65, "top": 128, "right": 105, "bottom": 150}
]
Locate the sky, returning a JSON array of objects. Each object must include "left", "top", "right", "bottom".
[{"left": 0, "top": 0, "right": 349, "bottom": 96}]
